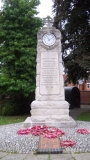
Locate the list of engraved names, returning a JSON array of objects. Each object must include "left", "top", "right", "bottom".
[{"left": 40, "top": 52, "right": 60, "bottom": 95}]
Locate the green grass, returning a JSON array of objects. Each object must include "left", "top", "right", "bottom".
[
  {"left": 0, "top": 111, "right": 90, "bottom": 125},
  {"left": 0, "top": 115, "right": 29, "bottom": 125},
  {"left": 76, "top": 111, "right": 90, "bottom": 121}
]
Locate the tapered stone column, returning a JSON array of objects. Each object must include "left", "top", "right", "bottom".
[{"left": 24, "top": 17, "right": 76, "bottom": 128}]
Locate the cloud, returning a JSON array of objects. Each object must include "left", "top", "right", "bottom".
[
  {"left": 0, "top": 0, "right": 54, "bottom": 18},
  {"left": 37, "top": 0, "right": 53, "bottom": 18},
  {"left": 0, "top": 0, "right": 3, "bottom": 10}
]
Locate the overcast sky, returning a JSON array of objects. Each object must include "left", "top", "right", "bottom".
[
  {"left": 0, "top": 0, "right": 3, "bottom": 9},
  {"left": 0, "top": 0, "right": 53, "bottom": 18},
  {"left": 37, "top": 0, "right": 53, "bottom": 18}
]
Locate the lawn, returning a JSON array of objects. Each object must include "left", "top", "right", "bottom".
[
  {"left": 0, "top": 115, "right": 29, "bottom": 125},
  {"left": 0, "top": 111, "right": 90, "bottom": 125},
  {"left": 76, "top": 111, "right": 90, "bottom": 121}
]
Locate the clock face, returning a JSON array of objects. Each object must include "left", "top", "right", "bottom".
[{"left": 43, "top": 33, "right": 56, "bottom": 46}]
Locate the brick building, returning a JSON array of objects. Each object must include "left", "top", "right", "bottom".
[{"left": 63, "top": 74, "right": 90, "bottom": 105}]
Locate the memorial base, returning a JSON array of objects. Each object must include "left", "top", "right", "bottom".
[
  {"left": 23, "top": 100, "right": 76, "bottom": 128},
  {"left": 23, "top": 117, "right": 76, "bottom": 128}
]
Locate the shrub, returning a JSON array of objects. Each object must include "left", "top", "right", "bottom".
[{"left": 1, "top": 101, "right": 19, "bottom": 116}]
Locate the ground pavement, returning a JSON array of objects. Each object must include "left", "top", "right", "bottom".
[
  {"left": 0, "top": 105, "right": 90, "bottom": 160},
  {"left": 69, "top": 104, "right": 90, "bottom": 120},
  {"left": 0, "top": 152, "right": 90, "bottom": 160}
]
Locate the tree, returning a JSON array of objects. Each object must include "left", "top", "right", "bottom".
[
  {"left": 0, "top": 0, "right": 42, "bottom": 97},
  {"left": 0, "top": 0, "right": 42, "bottom": 115},
  {"left": 53, "top": 0, "right": 90, "bottom": 83}
]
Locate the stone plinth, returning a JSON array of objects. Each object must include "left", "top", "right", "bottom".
[{"left": 24, "top": 101, "right": 76, "bottom": 128}]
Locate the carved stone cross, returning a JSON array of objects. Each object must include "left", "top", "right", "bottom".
[{"left": 43, "top": 16, "right": 53, "bottom": 32}]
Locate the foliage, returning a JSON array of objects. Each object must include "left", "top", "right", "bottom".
[
  {"left": 0, "top": 92, "right": 35, "bottom": 115},
  {"left": 0, "top": 0, "right": 42, "bottom": 97},
  {"left": 53, "top": 0, "right": 90, "bottom": 83},
  {"left": 1, "top": 101, "right": 18, "bottom": 116}
]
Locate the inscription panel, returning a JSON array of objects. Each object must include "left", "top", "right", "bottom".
[{"left": 40, "top": 52, "right": 60, "bottom": 95}]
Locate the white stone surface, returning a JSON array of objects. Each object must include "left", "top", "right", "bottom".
[
  {"left": 35, "top": 27, "right": 65, "bottom": 100},
  {"left": 40, "top": 51, "right": 60, "bottom": 95},
  {"left": 36, "top": 87, "right": 64, "bottom": 101},
  {"left": 31, "top": 100, "right": 69, "bottom": 109},
  {"left": 29, "top": 100, "right": 76, "bottom": 128},
  {"left": 31, "top": 109, "right": 69, "bottom": 115},
  {"left": 24, "top": 26, "right": 76, "bottom": 128},
  {"left": 24, "top": 116, "right": 76, "bottom": 128}
]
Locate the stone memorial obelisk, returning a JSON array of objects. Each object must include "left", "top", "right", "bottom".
[{"left": 24, "top": 16, "right": 76, "bottom": 128}]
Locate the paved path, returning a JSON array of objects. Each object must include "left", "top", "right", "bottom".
[
  {"left": 69, "top": 105, "right": 90, "bottom": 119},
  {"left": 0, "top": 152, "right": 90, "bottom": 160}
]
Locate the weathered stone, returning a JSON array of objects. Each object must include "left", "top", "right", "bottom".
[{"left": 24, "top": 19, "right": 76, "bottom": 128}]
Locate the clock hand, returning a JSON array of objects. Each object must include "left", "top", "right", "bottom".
[
  {"left": 46, "top": 36, "right": 52, "bottom": 41},
  {"left": 47, "top": 36, "right": 50, "bottom": 41},
  {"left": 49, "top": 36, "right": 54, "bottom": 40}
]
